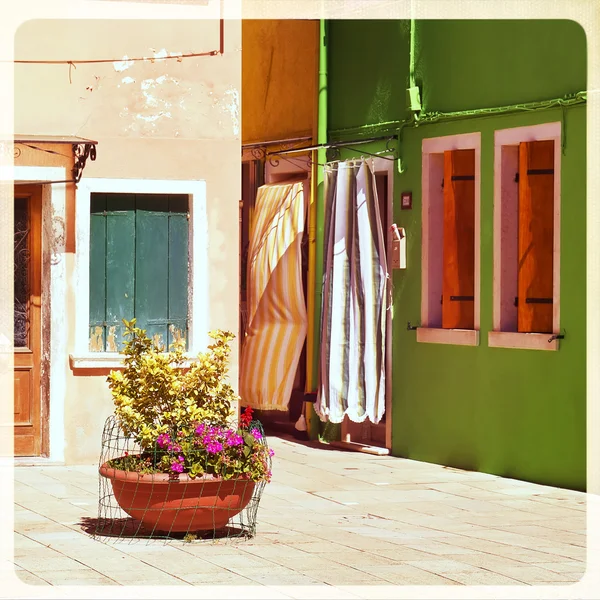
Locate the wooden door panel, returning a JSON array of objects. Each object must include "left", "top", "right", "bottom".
[
  {"left": 14, "top": 368, "right": 32, "bottom": 424},
  {"left": 14, "top": 186, "right": 42, "bottom": 457}
]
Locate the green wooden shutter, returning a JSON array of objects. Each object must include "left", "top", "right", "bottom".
[
  {"left": 135, "top": 194, "right": 170, "bottom": 349},
  {"left": 167, "top": 195, "right": 189, "bottom": 349},
  {"left": 105, "top": 194, "right": 136, "bottom": 351},
  {"left": 89, "top": 194, "right": 107, "bottom": 351},
  {"left": 90, "top": 193, "right": 189, "bottom": 352}
]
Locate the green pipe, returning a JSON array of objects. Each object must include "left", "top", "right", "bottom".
[
  {"left": 330, "top": 92, "right": 586, "bottom": 141},
  {"left": 413, "top": 92, "right": 586, "bottom": 126},
  {"left": 409, "top": 18, "right": 416, "bottom": 90},
  {"left": 307, "top": 18, "right": 328, "bottom": 440},
  {"left": 327, "top": 91, "right": 586, "bottom": 172}
]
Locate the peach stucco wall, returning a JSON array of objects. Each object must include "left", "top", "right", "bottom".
[{"left": 13, "top": 18, "right": 241, "bottom": 463}]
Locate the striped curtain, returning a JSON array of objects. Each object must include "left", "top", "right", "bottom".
[
  {"left": 315, "top": 160, "right": 388, "bottom": 424},
  {"left": 240, "top": 182, "right": 307, "bottom": 411}
]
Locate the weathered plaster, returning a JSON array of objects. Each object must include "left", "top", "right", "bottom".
[{"left": 13, "top": 18, "right": 241, "bottom": 463}]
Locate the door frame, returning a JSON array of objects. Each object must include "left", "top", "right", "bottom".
[
  {"left": 10, "top": 166, "right": 68, "bottom": 461},
  {"left": 261, "top": 154, "right": 394, "bottom": 451},
  {"left": 372, "top": 155, "right": 394, "bottom": 452}
]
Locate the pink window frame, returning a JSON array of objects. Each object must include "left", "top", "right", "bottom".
[
  {"left": 418, "top": 132, "right": 481, "bottom": 346},
  {"left": 489, "top": 122, "right": 561, "bottom": 351}
]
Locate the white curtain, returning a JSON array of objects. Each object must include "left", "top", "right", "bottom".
[{"left": 315, "top": 160, "right": 388, "bottom": 424}]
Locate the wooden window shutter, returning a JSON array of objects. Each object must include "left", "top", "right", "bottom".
[
  {"left": 89, "top": 194, "right": 107, "bottom": 351},
  {"left": 442, "top": 149, "right": 475, "bottom": 330},
  {"left": 89, "top": 193, "right": 189, "bottom": 352},
  {"left": 166, "top": 195, "right": 189, "bottom": 349},
  {"left": 89, "top": 193, "right": 137, "bottom": 352},
  {"left": 135, "top": 195, "right": 189, "bottom": 350},
  {"left": 517, "top": 140, "right": 554, "bottom": 334},
  {"left": 105, "top": 194, "right": 136, "bottom": 351}
]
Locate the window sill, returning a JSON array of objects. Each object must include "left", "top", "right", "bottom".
[
  {"left": 488, "top": 331, "right": 559, "bottom": 351},
  {"left": 69, "top": 352, "right": 202, "bottom": 370},
  {"left": 416, "top": 328, "right": 479, "bottom": 346}
]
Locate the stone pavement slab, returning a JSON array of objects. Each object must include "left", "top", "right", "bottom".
[{"left": 11, "top": 434, "right": 588, "bottom": 592}]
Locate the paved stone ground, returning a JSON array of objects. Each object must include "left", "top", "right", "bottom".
[{"left": 11, "top": 434, "right": 587, "bottom": 593}]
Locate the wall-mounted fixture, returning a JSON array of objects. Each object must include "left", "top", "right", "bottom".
[
  {"left": 401, "top": 191, "right": 412, "bottom": 210},
  {"left": 390, "top": 224, "right": 406, "bottom": 269}
]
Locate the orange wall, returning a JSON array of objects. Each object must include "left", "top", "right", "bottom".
[{"left": 242, "top": 19, "right": 319, "bottom": 145}]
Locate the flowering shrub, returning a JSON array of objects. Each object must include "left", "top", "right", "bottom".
[{"left": 106, "top": 320, "right": 273, "bottom": 483}]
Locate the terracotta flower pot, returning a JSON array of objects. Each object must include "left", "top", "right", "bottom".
[{"left": 99, "top": 461, "right": 256, "bottom": 533}]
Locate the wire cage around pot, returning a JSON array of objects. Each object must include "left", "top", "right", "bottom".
[{"left": 93, "top": 415, "right": 270, "bottom": 543}]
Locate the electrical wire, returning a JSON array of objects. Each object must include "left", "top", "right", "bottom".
[
  {"left": 329, "top": 92, "right": 587, "bottom": 141},
  {"left": 11, "top": 49, "right": 222, "bottom": 83},
  {"left": 12, "top": 50, "right": 220, "bottom": 65}
]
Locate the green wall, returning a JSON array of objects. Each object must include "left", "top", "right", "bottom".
[
  {"left": 327, "top": 19, "right": 410, "bottom": 131},
  {"left": 416, "top": 20, "right": 587, "bottom": 112},
  {"left": 392, "top": 107, "right": 586, "bottom": 491},
  {"left": 326, "top": 20, "right": 587, "bottom": 490}
]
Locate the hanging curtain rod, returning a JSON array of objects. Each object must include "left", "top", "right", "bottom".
[{"left": 265, "top": 135, "right": 397, "bottom": 158}]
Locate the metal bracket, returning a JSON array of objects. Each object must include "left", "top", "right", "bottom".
[
  {"left": 326, "top": 147, "right": 341, "bottom": 163},
  {"left": 407, "top": 321, "right": 419, "bottom": 331},
  {"left": 548, "top": 329, "right": 566, "bottom": 343},
  {"left": 72, "top": 142, "right": 97, "bottom": 183}
]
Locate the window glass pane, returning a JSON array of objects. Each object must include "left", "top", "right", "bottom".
[{"left": 14, "top": 197, "right": 29, "bottom": 348}]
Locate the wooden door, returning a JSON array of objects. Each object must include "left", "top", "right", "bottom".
[{"left": 14, "top": 186, "right": 42, "bottom": 456}]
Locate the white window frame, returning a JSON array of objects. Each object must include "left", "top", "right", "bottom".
[
  {"left": 418, "top": 132, "right": 481, "bottom": 346},
  {"left": 489, "top": 122, "right": 561, "bottom": 351},
  {"left": 69, "top": 178, "right": 209, "bottom": 369}
]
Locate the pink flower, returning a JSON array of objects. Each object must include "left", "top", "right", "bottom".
[
  {"left": 250, "top": 428, "right": 263, "bottom": 441},
  {"left": 225, "top": 432, "right": 243, "bottom": 447},
  {"left": 206, "top": 441, "right": 224, "bottom": 454},
  {"left": 170, "top": 455, "right": 185, "bottom": 473},
  {"left": 156, "top": 433, "right": 171, "bottom": 448}
]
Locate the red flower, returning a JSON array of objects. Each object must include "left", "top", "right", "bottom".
[{"left": 240, "top": 407, "right": 253, "bottom": 429}]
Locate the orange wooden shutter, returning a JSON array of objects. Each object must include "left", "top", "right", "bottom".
[
  {"left": 442, "top": 149, "right": 475, "bottom": 330},
  {"left": 517, "top": 140, "right": 554, "bottom": 334}
]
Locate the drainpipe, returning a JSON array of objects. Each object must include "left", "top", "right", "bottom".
[
  {"left": 306, "top": 18, "right": 328, "bottom": 440},
  {"left": 407, "top": 17, "right": 421, "bottom": 115}
]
